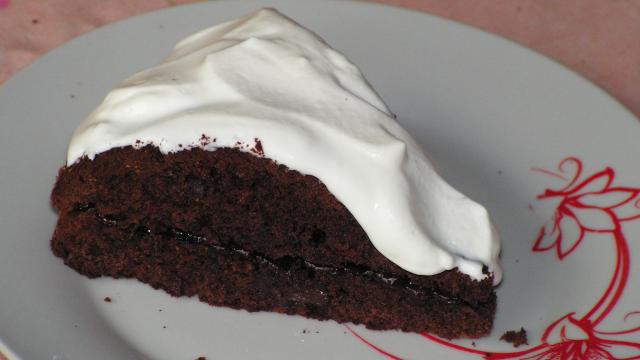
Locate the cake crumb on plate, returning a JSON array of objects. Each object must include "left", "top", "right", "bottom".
[{"left": 500, "top": 328, "right": 528, "bottom": 347}]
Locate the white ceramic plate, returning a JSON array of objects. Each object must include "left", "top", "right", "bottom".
[{"left": 1, "top": 1, "right": 639, "bottom": 359}]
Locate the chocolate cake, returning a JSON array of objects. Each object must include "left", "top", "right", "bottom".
[
  {"left": 50, "top": 8, "right": 501, "bottom": 339},
  {"left": 51, "top": 145, "right": 495, "bottom": 338}
]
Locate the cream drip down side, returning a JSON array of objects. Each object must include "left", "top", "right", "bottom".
[{"left": 67, "top": 8, "right": 502, "bottom": 283}]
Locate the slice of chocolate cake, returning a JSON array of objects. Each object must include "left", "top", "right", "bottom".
[{"left": 50, "top": 8, "right": 501, "bottom": 339}]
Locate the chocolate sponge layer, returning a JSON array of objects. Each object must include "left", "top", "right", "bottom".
[{"left": 51, "top": 145, "right": 495, "bottom": 339}]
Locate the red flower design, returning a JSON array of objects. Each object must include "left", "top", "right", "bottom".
[
  {"left": 0, "top": 0, "right": 10, "bottom": 9},
  {"left": 487, "top": 313, "right": 640, "bottom": 360},
  {"left": 533, "top": 159, "right": 640, "bottom": 260}
]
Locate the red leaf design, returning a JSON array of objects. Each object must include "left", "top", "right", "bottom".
[
  {"left": 533, "top": 211, "right": 585, "bottom": 259},
  {"left": 556, "top": 211, "right": 586, "bottom": 259},
  {"left": 569, "top": 205, "right": 618, "bottom": 232},
  {"left": 567, "top": 168, "right": 614, "bottom": 196},
  {"left": 533, "top": 220, "right": 559, "bottom": 252},
  {"left": 577, "top": 189, "right": 638, "bottom": 209},
  {"left": 542, "top": 314, "right": 589, "bottom": 343},
  {"left": 614, "top": 197, "right": 640, "bottom": 222}
]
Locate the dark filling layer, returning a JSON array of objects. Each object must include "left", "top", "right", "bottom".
[{"left": 74, "top": 202, "right": 487, "bottom": 308}]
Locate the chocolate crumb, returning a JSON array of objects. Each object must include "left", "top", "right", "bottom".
[
  {"left": 252, "top": 138, "right": 264, "bottom": 156},
  {"left": 200, "top": 134, "right": 211, "bottom": 146},
  {"left": 32, "top": 19, "right": 39, "bottom": 24},
  {"left": 70, "top": 94, "right": 76, "bottom": 99},
  {"left": 163, "top": 325, "right": 167, "bottom": 329},
  {"left": 103, "top": 297, "right": 112, "bottom": 303},
  {"left": 500, "top": 328, "right": 528, "bottom": 348},
  {"left": 471, "top": 341, "right": 476, "bottom": 347},
  {"left": 158, "top": 309, "right": 163, "bottom": 312},
  {"left": 196, "top": 357, "right": 206, "bottom": 360},
  {"left": 302, "top": 329, "right": 308, "bottom": 334}
]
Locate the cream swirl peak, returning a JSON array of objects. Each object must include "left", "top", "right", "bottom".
[{"left": 68, "top": 8, "right": 501, "bottom": 283}]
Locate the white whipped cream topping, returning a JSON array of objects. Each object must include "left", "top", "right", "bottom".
[{"left": 68, "top": 8, "right": 501, "bottom": 283}]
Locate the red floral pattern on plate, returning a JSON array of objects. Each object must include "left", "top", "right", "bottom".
[{"left": 352, "top": 157, "right": 640, "bottom": 359}]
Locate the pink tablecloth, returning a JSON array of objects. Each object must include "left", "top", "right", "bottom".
[{"left": 0, "top": 0, "right": 638, "bottom": 358}]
